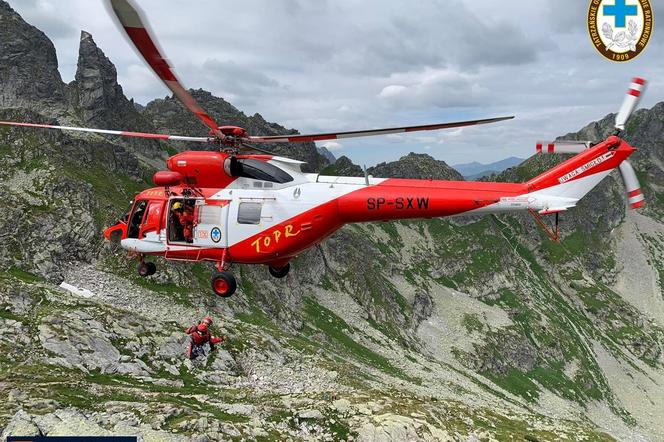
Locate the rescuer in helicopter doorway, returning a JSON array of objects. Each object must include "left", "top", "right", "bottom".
[
  {"left": 171, "top": 201, "right": 195, "bottom": 243},
  {"left": 185, "top": 316, "right": 225, "bottom": 360}
]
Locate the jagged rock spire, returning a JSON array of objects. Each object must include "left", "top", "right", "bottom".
[
  {"left": 72, "top": 30, "right": 131, "bottom": 126},
  {"left": 69, "top": 30, "right": 162, "bottom": 156}
]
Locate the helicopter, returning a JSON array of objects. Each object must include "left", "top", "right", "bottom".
[{"left": 0, "top": 0, "right": 647, "bottom": 298}]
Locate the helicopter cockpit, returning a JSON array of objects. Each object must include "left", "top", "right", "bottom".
[{"left": 127, "top": 200, "right": 147, "bottom": 239}]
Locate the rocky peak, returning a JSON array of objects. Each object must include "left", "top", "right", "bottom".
[
  {"left": 69, "top": 30, "right": 162, "bottom": 156},
  {"left": 320, "top": 155, "right": 364, "bottom": 177},
  {"left": 317, "top": 145, "right": 337, "bottom": 164},
  {"left": 0, "top": 0, "right": 68, "bottom": 116},
  {"left": 368, "top": 152, "right": 464, "bottom": 180},
  {"left": 71, "top": 31, "right": 129, "bottom": 126}
]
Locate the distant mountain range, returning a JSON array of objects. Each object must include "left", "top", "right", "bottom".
[{"left": 452, "top": 156, "right": 524, "bottom": 179}]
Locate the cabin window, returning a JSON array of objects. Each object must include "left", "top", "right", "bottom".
[
  {"left": 198, "top": 205, "right": 222, "bottom": 225},
  {"left": 226, "top": 157, "right": 293, "bottom": 183},
  {"left": 237, "top": 202, "right": 262, "bottom": 224}
]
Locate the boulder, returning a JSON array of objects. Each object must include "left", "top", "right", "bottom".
[{"left": 1, "top": 410, "right": 41, "bottom": 438}]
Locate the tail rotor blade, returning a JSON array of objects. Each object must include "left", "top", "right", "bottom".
[
  {"left": 536, "top": 141, "right": 591, "bottom": 154},
  {"left": 619, "top": 160, "right": 645, "bottom": 209},
  {"left": 615, "top": 77, "right": 647, "bottom": 132}
]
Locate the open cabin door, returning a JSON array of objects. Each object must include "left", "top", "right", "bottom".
[
  {"left": 192, "top": 200, "right": 229, "bottom": 249},
  {"left": 166, "top": 198, "right": 229, "bottom": 247}
]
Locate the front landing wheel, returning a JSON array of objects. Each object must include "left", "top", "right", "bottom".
[
  {"left": 138, "top": 262, "right": 156, "bottom": 277},
  {"left": 268, "top": 263, "right": 290, "bottom": 278},
  {"left": 211, "top": 271, "right": 237, "bottom": 298}
]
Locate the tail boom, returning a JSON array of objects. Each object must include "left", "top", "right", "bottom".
[
  {"left": 337, "top": 136, "right": 636, "bottom": 222},
  {"left": 337, "top": 180, "right": 529, "bottom": 223}
]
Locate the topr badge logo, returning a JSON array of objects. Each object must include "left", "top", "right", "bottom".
[
  {"left": 588, "top": 0, "right": 653, "bottom": 62},
  {"left": 211, "top": 227, "right": 222, "bottom": 243}
]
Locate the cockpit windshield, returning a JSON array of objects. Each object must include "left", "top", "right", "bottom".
[{"left": 225, "top": 158, "right": 293, "bottom": 183}]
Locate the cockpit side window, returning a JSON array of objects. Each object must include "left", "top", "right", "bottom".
[
  {"left": 226, "top": 157, "right": 293, "bottom": 183},
  {"left": 127, "top": 200, "right": 148, "bottom": 239}
]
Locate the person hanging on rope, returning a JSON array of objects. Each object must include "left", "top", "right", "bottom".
[{"left": 185, "top": 316, "right": 225, "bottom": 360}]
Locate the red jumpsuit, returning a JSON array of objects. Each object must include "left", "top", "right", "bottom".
[
  {"left": 176, "top": 208, "right": 195, "bottom": 242},
  {"left": 185, "top": 325, "right": 223, "bottom": 359}
]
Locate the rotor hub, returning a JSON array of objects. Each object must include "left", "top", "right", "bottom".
[{"left": 215, "top": 126, "right": 248, "bottom": 138}]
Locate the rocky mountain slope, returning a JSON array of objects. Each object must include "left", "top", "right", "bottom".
[{"left": 2, "top": 1, "right": 664, "bottom": 440}]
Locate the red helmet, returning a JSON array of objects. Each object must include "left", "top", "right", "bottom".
[
  {"left": 197, "top": 323, "right": 208, "bottom": 333},
  {"left": 202, "top": 316, "right": 213, "bottom": 326}
]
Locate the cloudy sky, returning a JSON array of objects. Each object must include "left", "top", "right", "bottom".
[{"left": 10, "top": 0, "right": 663, "bottom": 167}]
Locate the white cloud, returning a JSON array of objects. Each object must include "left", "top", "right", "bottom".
[
  {"left": 378, "top": 85, "right": 407, "bottom": 99},
  {"left": 6, "top": 0, "right": 664, "bottom": 167},
  {"left": 13, "top": 0, "right": 77, "bottom": 40}
]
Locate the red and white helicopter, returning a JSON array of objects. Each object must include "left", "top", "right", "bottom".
[{"left": 0, "top": 0, "right": 647, "bottom": 298}]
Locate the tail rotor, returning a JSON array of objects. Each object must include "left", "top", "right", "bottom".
[
  {"left": 618, "top": 161, "right": 645, "bottom": 209},
  {"left": 535, "top": 77, "right": 647, "bottom": 209}
]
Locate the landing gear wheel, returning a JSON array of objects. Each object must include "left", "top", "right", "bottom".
[
  {"left": 138, "top": 262, "right": 156, "bottom": 277},
  {"left": 268, "top": 263, "right": 290, "bottom": 278},
  {"left": 211, "top": 271, "right": 237, "bottom": 298},
  {"left": 145, "top": 262, "right": 157, "bottom": 276}
]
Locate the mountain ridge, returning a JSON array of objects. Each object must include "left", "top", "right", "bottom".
[{"left": 452, "top": 156, "right": 525, "bottom": 179}]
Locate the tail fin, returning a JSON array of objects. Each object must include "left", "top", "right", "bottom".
[{"left": 526, "top": 136, "right": 635, "bottom": 200}]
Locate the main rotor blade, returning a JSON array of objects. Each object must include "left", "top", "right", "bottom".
[
  {"left": 616, "top": 77, "right": 647, "bottom": 132},
  {"left": 619, "top": 160, "right": 645, "bottom": 209},
  {"left": 246, "top": 116, "right": 514, "bottom": 143},
  {"left": 240, "top": 142, "right": 276, "bottom": 155},
  {"left": 108, "top": 0, "right": 225, "bottom": 140},
  {"left": 0, "top": 121, "right": 212, "bottom": 143}
]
